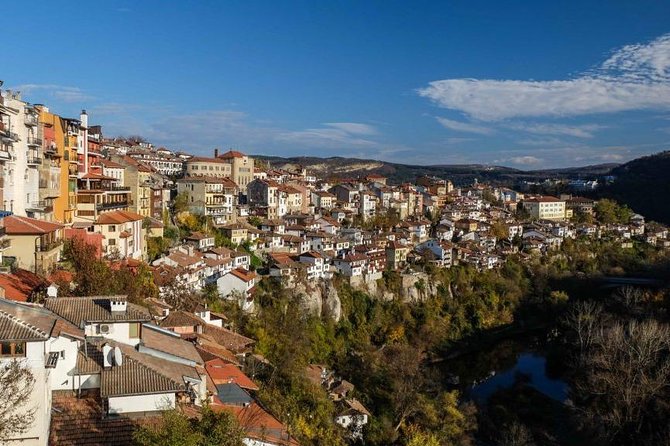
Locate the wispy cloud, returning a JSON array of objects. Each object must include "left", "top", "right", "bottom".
[
  {"left": 435, "top": 117, "right": 492, "bottom": 134},
  {"left": 418, "top": 34, "right": 670, "bottom": 121},
  {"left": 507, "top": 122, "right": 603, "bottom": 138},
  {"left": 12, "top": 84, "right": 94, "bottom": 103},
  {"left": 277, "top": 122, "right": 380, "bottom": 148},
  {"left": 323, "top": 122, "right": 378, "bottom": 135}
]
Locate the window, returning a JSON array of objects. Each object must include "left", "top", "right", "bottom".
[
  {"left": 1, "top": 342, "right": 26, "bottom": 357},
  {"left": 109, "top": 239, "right": 116, "bottom": 246},
  {"left": 109, "top": 225, "right": 116, "bottom": 232},
  {"left": 129, "top": 323, "right": 140, "bottom": 338}
]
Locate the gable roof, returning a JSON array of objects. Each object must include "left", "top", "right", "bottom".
[
  {"left": 45, "top": 296, "right": 151, "bottom": 326},
  {"left": 4, "top": 215, "right": 63, "bottom": 235},
  {"left": 95, "top": 210, "right": 144, "bottom": 224},
  {"left": 205, "top": 358, "right": 259, "bottom": 390},
  {"left": 0, "top": 298, "right": 58, "bottom": 341}
]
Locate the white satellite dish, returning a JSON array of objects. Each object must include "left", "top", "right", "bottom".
[{"left": 114, "top": 346, "right": 123, "bottom": 366}]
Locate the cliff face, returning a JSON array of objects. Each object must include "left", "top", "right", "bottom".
[
  {"left": 294, "top": 281, "right": 342, "bottom": 322},
  {"left": 292, "top": 272, "right": 440, "bottom": 321}
]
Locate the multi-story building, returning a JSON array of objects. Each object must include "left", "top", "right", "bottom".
[
  {"left": 215, "top": 149, "right": 254, "bottom": 192},
  {"left": 111, "top": 156, "right": 155, "bottom": 218},
  {"left": 75, "top": 173, "right": 132, "bottom": 223},
  {"left": 184, "top": 156, "right": 232, "bottom": 179},
  {"left": 177, "top": 176, "right": 238, "bottom": 225},
  {"left": 247, "top": 179, "right": 280, "bottom": 219},
  {"left": 61, "top": 118, "right": 80, "bottom": 223},
  {"left": 522, "top": 196, "right": 566, "bottom": 221},
  {"left": 93, "top": 210, "right": 147, "bottom": 260},
  {"left": 184, "top": 149, "right": 254, "bottom": 194},
  {"left": 4, "top": 215, "right": 64, "bottom": 273},
  {"left": 0, "top": 91, "right": 42, "bottom": 217},
  {"left": 36, "top": 106, "right": 64, "bottom": 223}
]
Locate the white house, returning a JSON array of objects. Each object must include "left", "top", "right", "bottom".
[{"left": 217, "top": 268, "right": 257, "bottom": 312}]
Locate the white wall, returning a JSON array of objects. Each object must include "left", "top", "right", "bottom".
[
  {"left": 1, "top": 341, "right": 50, "bottom": 446},
  {"left": 48, "top": 336, "right": 80, "bottom": 391},
  {"left": 84, "top": 322, "right": 140, "bottom": 346},
  {"left": 108, "top": 393, "right": 175, "bottom": 415}
]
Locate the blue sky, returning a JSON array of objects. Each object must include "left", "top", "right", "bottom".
[{"left": 4, "top": 1, "right": 670, "bottom": 168}]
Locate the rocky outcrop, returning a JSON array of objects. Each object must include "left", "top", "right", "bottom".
[{"left": 294, "top": 280, "right": 342, "bottom": 322}]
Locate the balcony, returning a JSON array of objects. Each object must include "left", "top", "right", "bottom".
[
  {"left": 27, "top": 156, "right": 42, "bottom": 166},
  {"left": 109, "top": 185, "right": 131, "bottom": 191},
  {"left": 38, "top": 239, "right": 63, "bottom": 252},
  {"left": 25, "top": 115, "right": 38, "bottom": 127},
  {"left": 27, "top": 201, "right": 53, "bottom": 213},
  {"left": 44, "top": 145, "right": 59, "bottom": 157},
  {"left": 27, "top": 136, "right": 42, "bottom": 147},
  {"left": 1, "top": 128, "right": 18, "bottom": 143},
  {"left": 96, "top": 200, "right": 129, "bottom": 211}
]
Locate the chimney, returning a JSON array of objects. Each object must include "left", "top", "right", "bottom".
[
  {"left": 80, "top": 109, "right": 88, "bottom": 129},
  {"left": 214, "top": 148, "right": 219, "bottom": 158},
  {"left": 110, "top": 297, "right": 127, "bottom": 313}
]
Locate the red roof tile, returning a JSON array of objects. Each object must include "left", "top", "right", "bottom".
[
  {"left": 4, "top": 215, "right": 64, "bottom": 235},
  {"left": 205, "top": 358, "right": 259, "bottom": 390}
]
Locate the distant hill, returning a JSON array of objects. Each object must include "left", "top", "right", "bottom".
[
  {"left": 254, "top": 155, "right": 617, "bottom": 186},
  {"left": 255, "top": 152, "right": 670, "bottom": 223},
  {"left": 595, "top": 151, "right": 670, "bottom": 224}
]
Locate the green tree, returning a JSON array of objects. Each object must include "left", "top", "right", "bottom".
[
  {"left": 173, "top": 191, "right": 190, "bottom": 214},
  {"left": 595, "top": 198, "right": 632, "bottom": 224},
  {"left": 133, "top": 407, "right": 244, "bottom": 446}
]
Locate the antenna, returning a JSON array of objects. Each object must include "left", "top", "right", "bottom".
[{"left": 114, "top": 346, "right": 123, "bottom": 366}]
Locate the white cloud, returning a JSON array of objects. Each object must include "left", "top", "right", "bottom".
[
  {"left": 435, "top": 117, "right": 492, "bottom": 134},
  {"left": 504, "top": 156, "right": 543, "bottom": 166},
  {"left": 323, "top": 122, "right": 378, "bottom": 135},
  {"left": 508, "top": 122, "right": 603, "bottom": 138},
  {"left": 418, "top": 34, "right": 670, "bottom": 121}
]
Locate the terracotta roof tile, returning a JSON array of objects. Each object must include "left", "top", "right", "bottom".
[{"left": 4, "top": 215, "right": 64, "bottom": 235}]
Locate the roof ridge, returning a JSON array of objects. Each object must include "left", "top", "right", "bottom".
[
  {"left": 0, "top": 309, "right": 49, "bottom": 338},
  {"left": 122, "top": 349, "right": 185, "bottom": 390}
]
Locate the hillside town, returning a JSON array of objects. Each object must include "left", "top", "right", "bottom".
[{"left": 1, "top": 88, "right": 669, "bottom": 446}]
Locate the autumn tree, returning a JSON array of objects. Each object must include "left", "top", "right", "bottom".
[{"left": 0, "top": 360, "right": 36, "bottom": 442}]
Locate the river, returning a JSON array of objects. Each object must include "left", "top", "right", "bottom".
[{"left": 439, "top": 336, "right": 570, "bottom": 405}]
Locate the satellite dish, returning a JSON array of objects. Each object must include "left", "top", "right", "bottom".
[{"left": 114, "top": 346, "right": 123, "bottom": 366}]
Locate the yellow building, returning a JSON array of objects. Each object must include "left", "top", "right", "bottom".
[{"left": 39, "top": 110, "right": 77, "bottom": 224}]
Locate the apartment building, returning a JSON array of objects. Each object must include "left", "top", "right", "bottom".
[
  {"left": 177, "top": 176, "right": 239, "bottom": 225},
  {"left": 522, "top": 196, "right": 566, "bottom": 221},
  {"left": 39, "top": 109, "right": 76, "bottom": 224},
  {"left": 0, "top": 91, "right": 42, "bottom": 217}
]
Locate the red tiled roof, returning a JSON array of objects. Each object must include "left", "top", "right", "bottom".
[
  {"left": 216, "top": 403, "right": 300, "bottom": 446},
  {"left": 81, "top": 172, "right": 116, "bottom": 181},
  {"left": 0, "top": 269, "right": 47, "bottom": 302},
  {"left": 205, "top": 358, "right": 259, "bottom": 390},
  {"left": 217, "top": 150, "right": 246, "bottom": 159},
  {"left": 230, "top": 268, "right": 256, "bottom": 282},
  {"left": 4, "top": 215, "right": 64, "bottom": 235},
  {"left": 95, "top": 210, "right": 144, "bottom": 224}
]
